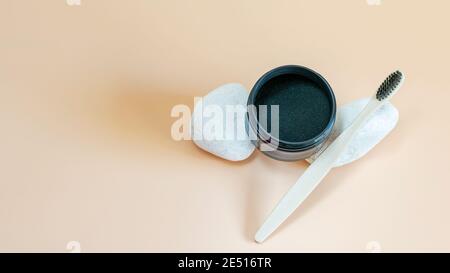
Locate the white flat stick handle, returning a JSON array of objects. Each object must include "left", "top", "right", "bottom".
[{"left": 255, "top": 98, "right": 382, "bottom": 243}]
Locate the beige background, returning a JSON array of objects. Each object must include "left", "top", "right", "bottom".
[{"left": 1, "top": 0, "right": 450, "bottom": 252}]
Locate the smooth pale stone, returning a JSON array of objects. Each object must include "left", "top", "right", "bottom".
[
  {"left": 306, "top": 97, "right": 399, "bottom": 167},
  {"left": 191, "top": 83, "right": 256, "bottom": 161}
]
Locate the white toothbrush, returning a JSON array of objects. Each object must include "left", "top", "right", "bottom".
[{"left": 255, "top": 71, "right": 405, "bottom": 243}]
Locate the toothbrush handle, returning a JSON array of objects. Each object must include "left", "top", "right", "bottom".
[{"left": 255, "top": 98, "right": 382, "bottom": 243}]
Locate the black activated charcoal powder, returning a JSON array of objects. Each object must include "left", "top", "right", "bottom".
[{"left": 255, "top": 73, "right": 332, "bottom": 143}]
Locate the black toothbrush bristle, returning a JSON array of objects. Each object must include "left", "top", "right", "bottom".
[{"left": 376, "top": 70, "right": 403, "bottom": 101}]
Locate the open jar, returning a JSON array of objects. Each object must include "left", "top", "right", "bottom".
[{"left": 246, "top": 65, "right": 337, "bottom": 161}]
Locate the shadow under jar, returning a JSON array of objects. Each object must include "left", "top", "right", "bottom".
[{"left": 246, "top": 65, "right": 336, "bottom": 161}]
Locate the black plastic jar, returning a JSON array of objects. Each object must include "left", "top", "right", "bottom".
[{"left": 246, "top": 65, "right": 336, "bottom": 161}]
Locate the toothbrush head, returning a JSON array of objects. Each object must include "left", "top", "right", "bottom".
[{"left": 376, "top": 70, "right": 405, "bottom": 101}]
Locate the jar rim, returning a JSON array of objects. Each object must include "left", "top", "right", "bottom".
[{"left": 247, "top": 65, "right": 337, "bottom": 152}]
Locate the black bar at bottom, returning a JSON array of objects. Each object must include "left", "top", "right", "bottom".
[{"left": 0, "top": 253, "right": 447, "bottom": 271}]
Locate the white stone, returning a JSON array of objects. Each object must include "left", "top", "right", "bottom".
[
  {"left": 191, "top": 83, "right": 255, "bottom": 161},
  {"left": 306, "top": 97, "right": 399, "bottom": 167}
]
